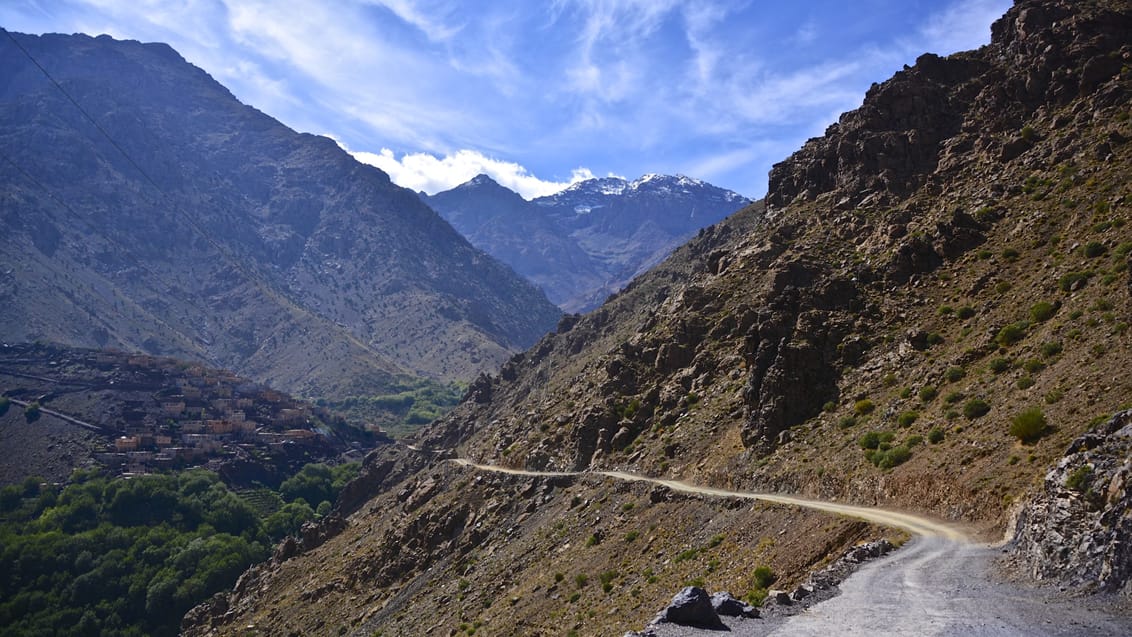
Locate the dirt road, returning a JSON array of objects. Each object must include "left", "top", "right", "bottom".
[
  {"left": 448, "top": 458, "right": 965, "bottom": 540},
  {"left": 447, "top": 458, "right": 1132, "bottom": 636}
]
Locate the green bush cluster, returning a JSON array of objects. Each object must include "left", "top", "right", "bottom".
[
  {"left": 0, "top": 471, "right": 270, "bottom": 637},
  {"left": 1010, "top": 407, "right": 1048, "bottom": 443},
  {"left": 1029, "top": 301, "right": 1057, "bottom": 322},
  {"left": 859, "top": 431, "right": 912, "bottom": 469},
  {"left": 988, "top": 357, "right": 1012, "bottom": 374},
  {"left": 854, "top": 399, "right": 876, "bottom": 416},
  {"left": 1058, "top": 271, "right": 1091, "bottom": 292},
  {"left": 0, "top": 460, "right": 359, "bottom": 637},
  {"left": 996, "top": 322, "right": 1028, "bottom": 346},
  {"left": 963, "top": 398, "right": 991, "bottom": 419}
]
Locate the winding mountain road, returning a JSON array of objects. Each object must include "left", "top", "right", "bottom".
[
  {"left": 448, "top": 458, "right": 966, "bottom": 540},
  {"left": 446, "top": 458, "right": 1132, "bottom": 636}
]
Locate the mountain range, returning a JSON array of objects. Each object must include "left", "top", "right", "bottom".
[
  {"left": 0, "top": 31, "right": 562, "bottom": 400},
  {"left": 181, "top": 0, "right": 1132, "bottom": 634},
  {"left": 423, "top": 173, "right": 750, "bottom": 311}
]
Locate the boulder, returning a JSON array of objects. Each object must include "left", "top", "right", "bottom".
[
  {"left": 654, "top": 586, "right": 726, "bottom": 628},
  {"left": 711, "top": 591, "right": 760, "bottom": 618}
]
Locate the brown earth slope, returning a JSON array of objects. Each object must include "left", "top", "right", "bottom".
[{"left": 184, "top": 1, "right": 1132, "bottom": 635}]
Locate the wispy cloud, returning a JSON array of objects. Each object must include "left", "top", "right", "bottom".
[
  {"left": 348, "top": 146, "right": 596, "bottom": 199},
  {"left": 916, "top": 0, "right": 1011, "bottom": 55},
  {"left": 0, "top": 0, "right": 1014, "bottom": 198}
]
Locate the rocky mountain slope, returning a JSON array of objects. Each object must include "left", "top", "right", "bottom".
[
  {"left": 425, "top": 174, "right": 750, "bottom": 311},
  {"left": 185, "top": 1, "right": 1132, "bottom": 635},
  {"left": 0, "top": 32, "right": 561, "bottom": 399}
]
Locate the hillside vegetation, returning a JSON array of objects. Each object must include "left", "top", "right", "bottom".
[{"left": 177, "top": 0, "right": 1130, "bottom": 634}]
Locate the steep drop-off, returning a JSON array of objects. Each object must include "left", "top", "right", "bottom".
[
  {"left": 0, "top": 32, "right": 561, "bottom": 398},
  {"left": 186, "top": 1, "right": 1132, "bottom": 635}
]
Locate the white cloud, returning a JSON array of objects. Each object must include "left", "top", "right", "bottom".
[
  {"left": 360, "top": 0, "right": 464, "bottom": 42},
  {"left": 917, "top": 0, "right": 1012, "bottom": 55},
  {"left": 347, "top": 146, "right": 596, "bottom": 199}
]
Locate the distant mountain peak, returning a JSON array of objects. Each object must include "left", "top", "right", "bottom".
[
  {"left": 468, "top": 173, "right": 498, "bottom": 186},
  {"left": 427, "top": 171, "right": 752, "bottom": 311}
]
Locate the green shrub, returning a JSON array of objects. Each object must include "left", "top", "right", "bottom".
[
  {"left": 988, "top": 357, "right": 1012, "bottom": 374},
  {"left": 1029, "top": 301, "right": 1057, "bottom": 322},
  {"left": 956, "top": 306, "right": 977, "bottom": 320},
  {"left": 1059, "top": 271, "right": 1091, "bottom": 292},
  {"left": 1017, "top": 376, "right": 1036, "bottom": 389},
  {"left": 926, "top": 332, "right": 945, "bottom": 346},
  {"left": 575, "top": 574, "right": 589, "bottom": 589},
  {"left": 624, "top": 531, "right": 639, "bottom": 542},
  {"left": 752, "top": 565, "right": 777, "bottom": 589},
  {"left": 919, "top": 386, "right": 938, "bottom": 402},
  {"left": 1083, "top": 241, "right": 1107, "bottom": 258},
  {"left": 1040, "top": 341, "right": 1063, "bottom": 357},
  {"left": 927, "top": 427, "right": 945, "bottom": 444},
  {"left": 1010, "top": 407, "right": 1048, "bottom": 443},
  {"left": 905, "top": 435, "right": 924, "bottom": 447},
  {"left": 1065, "top": 465, "right": 1093, "bottom": 492},
  {"left": 897, "top": 411, "right": 919, "bottom": 428},
  {"left": 585, "top": 533, "right": 599, "bottom": 547},
  {"left": 838, "top": 415, "right": 858, "bottom": 429},
  {"left": 945, "top": 391, "right": 964, "bottom": 404},
  {"left": 745, "top": 588, "right": 769, "bottom": 606},
  {"left": 1022, "top": 359, "right": 1045, "bottom": 374},
  {"left": 944, "top": 367, "right": 966, "bottom": 383},
  {"left": 869, "top": 445, "right": 912, "bottom": 469},
  {"left": 823, "top": 401, "right": 837, "bottom": 412},
  {"left": 899, "top": 387, "right": 913, "bottom": 399},
  {"left": 854, "top": 399, "right": 875, "bottom": 416},
  {"left": 938, "top": 305, "right": 955, "bottom": 316},
  {"left": 1001, "top": 247, "right": 1020, "bottom": 261},
  {"left": 996, "top": 322, "right": 1028, "bottom": 346},
  {"left": 1044, "top": 388, "right": 1064, "bottom": 404},
  {"left": 859, "top": 432, "right": 882, "bottom": 450},
  {"left": 963, "top": 398, "right": 990, "bottom": 419}
]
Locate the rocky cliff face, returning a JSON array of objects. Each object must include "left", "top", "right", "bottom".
[
  {"left": 1010, "top": 410, "right": 1132, "bottom": 595},
  {"left": 185, "top": 1, "right": 1132, "bottom": 634},
  {"left": 767, "top": 0, "right": 1132, "bottom": 210},
  {"left": 0, "top": 32, "right": 561, "bottom": 398},
  {"left": 425, "top": 174, "right": 751, "bottom": 312}
]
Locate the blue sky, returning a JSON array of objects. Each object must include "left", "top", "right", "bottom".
[{"left": 2, "top": 0, "right": 1011, "bottom": 199}]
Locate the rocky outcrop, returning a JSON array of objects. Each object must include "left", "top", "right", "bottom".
[
  {"left": 1010, "top": 410, "right": 1132, "bottom": 595},
  {"left": 766, "top": 0, "right": 1132, "bottom": 210},
  {"left": 740, "top": 262, "right": 861, "bottom": 450},
  {"left": 711, "top": 591, "right": 760, "bottom": 618}
]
